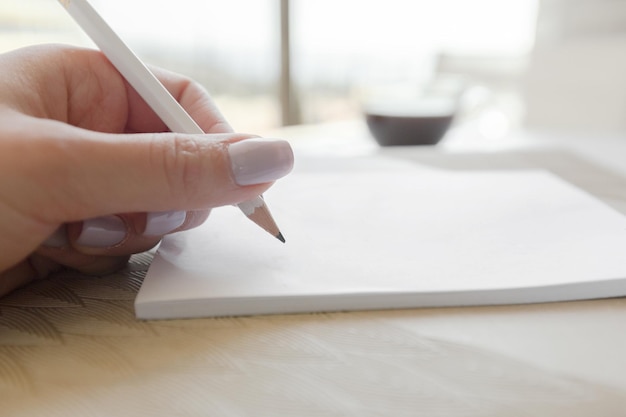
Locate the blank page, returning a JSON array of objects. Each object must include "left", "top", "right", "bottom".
[{"left": 135, "top": 171, "right": 626, "bottom": 319}]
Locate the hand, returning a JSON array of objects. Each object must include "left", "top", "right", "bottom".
[{"left": 0, "top": 45, "right": 293, "bottom": 296}]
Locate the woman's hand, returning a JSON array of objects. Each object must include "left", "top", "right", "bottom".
[{"left": 0, "top": 44, "right": 293, "bottom": 296}]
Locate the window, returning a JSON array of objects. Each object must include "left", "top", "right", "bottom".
[
  {"left": 290, "top": 0, "right": 539, "bottom": 127},
  {"left": 0, "top": 0, "right": 538, "bottom": 132}
]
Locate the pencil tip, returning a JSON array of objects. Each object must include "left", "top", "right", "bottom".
[{"left": 276, "top": 232, "right": 286, "bottom": 243}]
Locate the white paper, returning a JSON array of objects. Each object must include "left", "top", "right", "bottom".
[{"left": 135, "top": 170, "right": 626, "bottom": 319}]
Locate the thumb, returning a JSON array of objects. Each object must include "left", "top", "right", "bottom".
[{"left": 18, "top": 124, "right": 294, "bottom": 224}]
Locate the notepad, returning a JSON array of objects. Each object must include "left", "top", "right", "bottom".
[{"left": 135, "top": 170, "right": 626, "bottom": 320}]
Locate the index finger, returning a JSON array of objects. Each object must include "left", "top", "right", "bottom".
[{"left": 124, "top": 66, "right": 233, "bottom": 135}]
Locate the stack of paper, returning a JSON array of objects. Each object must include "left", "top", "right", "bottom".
[{"left": 135, "top": 170, "right": 626, "bottom": 319}]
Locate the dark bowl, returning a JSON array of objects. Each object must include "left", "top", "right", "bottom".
[{"left": 364, "top": 99, "right": 455, "bottom": 146}]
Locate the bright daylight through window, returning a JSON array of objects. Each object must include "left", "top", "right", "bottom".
[{"left": 0, "top": 0, "right": 538, "bottom": 133}]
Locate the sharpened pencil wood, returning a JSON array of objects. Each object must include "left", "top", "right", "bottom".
[{"left": 245, "top": 203, "right": 284, "bottom": 243}]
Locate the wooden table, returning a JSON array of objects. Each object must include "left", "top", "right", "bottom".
[{"left": 3, "top": 121, "right": 626, "bottom": 416}]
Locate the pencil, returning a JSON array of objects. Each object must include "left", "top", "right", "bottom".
[{"left": 57, "top": 0, "right": 285, "bottom": 242}]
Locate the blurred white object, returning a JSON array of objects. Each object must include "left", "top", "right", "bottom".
[{"left": 523, "top": 0, "right": 626, "bottom": 133}]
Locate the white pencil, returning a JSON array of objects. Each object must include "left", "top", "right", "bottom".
[{"left": 57, "top": 0, "right": 284, "bottom": 242}]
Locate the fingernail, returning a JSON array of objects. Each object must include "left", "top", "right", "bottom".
[
  {"left": 42, "top": 226, "right": 68, "bottom": 248},
  {"left": 144, "top": 210, "right": 186, "bottom": 236},
  {"left": 76, "top": 216, "right": 127, "bottom": 248},
  {"left": 228, "top": 138, "right": 294, "bottom": 186}
]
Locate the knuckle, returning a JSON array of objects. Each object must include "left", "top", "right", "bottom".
[{"left": 150, "top": 134, "right": 205, "bottom": 201}]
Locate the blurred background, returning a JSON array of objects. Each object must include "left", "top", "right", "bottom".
[{"left": 2, "top": 0, "right": 624, "bottom": 137}]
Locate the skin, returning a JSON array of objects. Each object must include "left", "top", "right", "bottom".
[{"left": 0, "top": 44, "right": 276, "bottom": 296}]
